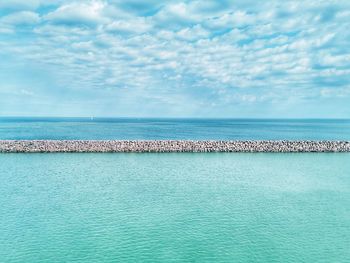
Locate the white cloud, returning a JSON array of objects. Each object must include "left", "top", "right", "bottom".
[
  {"left": 0, "top": 0, "right": 40, "bottom": 11},
  {"left": 318, "top": 54, "right": 350, "bottom": 67},
  {"left": 105, "top": 18, "right": 152, "bottom": 34},
  {"left": 186, "top": 0, "right": 232, "bottom": 16},
  {"left": 154, "top": 2, "right": 198, "bottom": 28},
  {"left": 44, "top": 1, "right": 108, "bottom": 26},
  {"left": 1, "top": 11, "right": 40, "bottom": 25},
  {"left": 108, "top": 0, "right": 174, "bottom": 15},
  {"left": 176, "top": 25, "right": 209, "bottom": 41},
  {"left": 0, "top": 27, "right": 14, "bottom": 34}
]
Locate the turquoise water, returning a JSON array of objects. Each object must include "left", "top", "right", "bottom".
[
  {"left": 0, "top": 153, "right": 349, "bottom": 262},
  {"left": 1, "top": 118, "right": 350, "bottom": 140}
]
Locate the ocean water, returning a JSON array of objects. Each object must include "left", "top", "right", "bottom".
[
  {"left": 0, "top": 153, "right": 349, "bottom": 262},
  {"left": 1, "top": 117, "right": 350, "bottom": 140}
]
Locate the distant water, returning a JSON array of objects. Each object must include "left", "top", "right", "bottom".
[
  {"left": 1, "top": 117, "right": 350, "bottom": 140},
  {"left": 0, "top": 153, "right": 349, "bottom": 262}
]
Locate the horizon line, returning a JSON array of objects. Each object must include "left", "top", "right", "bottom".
[{"left": 1, "top": 116, "right": 350, "bottom": 120}]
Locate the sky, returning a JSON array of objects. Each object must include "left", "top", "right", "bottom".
[{"left": 0, "top": 0, "right": 350, "bottom": 118}]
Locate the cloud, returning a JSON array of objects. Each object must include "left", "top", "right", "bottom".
[
  {"left": 44, "top": 1, "right": 108, "bottom": 26},
  {"left": 108, "top": 0, "right": 173, "bottom": 16},
  {"left": 154, "top": 2, "right": 199, "bottom": 28},
  {"left": 1, "top": 0, "right": 350, "bottom": 117},
  {"left": 186, "top": 0, "right": 233, "bottom": 15},
  {"left": 0, "top": 0, "right": 40, "bottom": 11},
  {"left": 1, "top": 11, "right": 40, "bottom": 26},
  {"left": 176, "top": 25, "right": 210, "bottom": 41},
  {"left": 105, "top": 18, "right": 152, "bottom": 34}
]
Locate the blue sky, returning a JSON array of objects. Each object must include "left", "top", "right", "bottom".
[{"left": 0, "top": 0, "right": 349, "bottom": 118}]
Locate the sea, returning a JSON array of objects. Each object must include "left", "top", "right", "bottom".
[
  {"left": 1, "top": 153, "right": 349, "bottom": 262},
  {"left": 0, "top": 118, "right": 349, "bottom": 262},
  {"left": 0, "top": 117, "right": 350, "bottom": 140}
]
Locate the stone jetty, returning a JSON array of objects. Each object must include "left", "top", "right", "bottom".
[{"left": 0, "top": 140, "right": 349, "bottom": 153}]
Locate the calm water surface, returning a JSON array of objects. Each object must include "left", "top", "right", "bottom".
[
  {"left": 1, "top": 118, "right": 350, "bottom": 140},
  {"left": 1, "top": 153, "right": 349, "bottom": 262}
]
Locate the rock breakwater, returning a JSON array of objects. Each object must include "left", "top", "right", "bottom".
[{"left": 0, "top": 140, "right": 350, "bottom": 153}]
